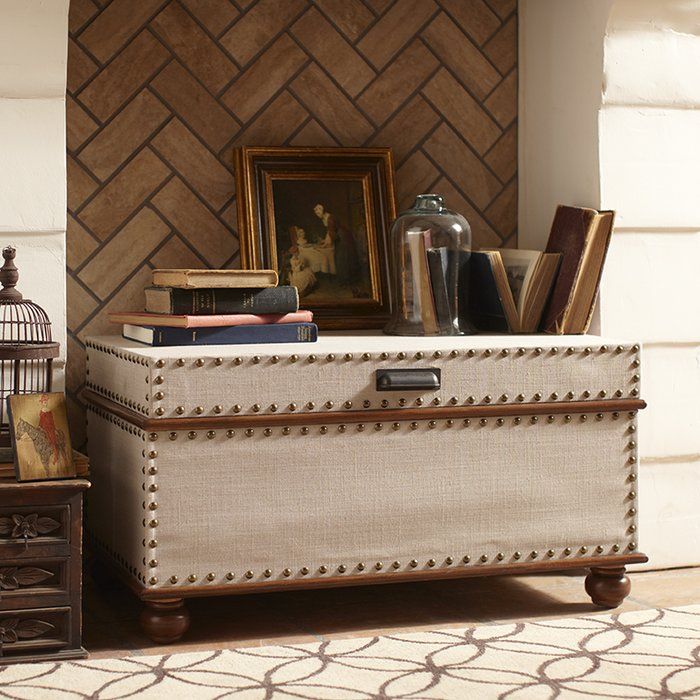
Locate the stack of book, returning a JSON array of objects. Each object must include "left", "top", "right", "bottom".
[{"left": 110, "top": 269, "right": 317, "bottom": 346}]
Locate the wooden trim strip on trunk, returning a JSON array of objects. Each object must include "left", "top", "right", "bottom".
[{"left": 83, "top": 389, "right": 646, "bottom": 431}]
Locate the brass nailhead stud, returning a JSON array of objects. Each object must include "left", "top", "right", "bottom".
[
  {"left": 344, "top": 400, "right": 353, "bottom": 409},
  {"left": 530, "top": 551, "right": 538, "bottom": 559},
  {"left": 283, "top": 568, "right": 292, "bottom": 577},
  {"left": 375, "top": 562, "right": 383, "bottom": 570},
  {"left": 497, "top": 418, "right": 505, "bottom": 426},
  {"left": 170, "top": 576, "right": 178, "bottom": 584},
  {"left": 380, "top": 352, "right": 389, "bottom": 360},
  {"left": 415, "top": 398, "right": 423, "bottom": 406},
  {"left": 154, "top": 392, "right": 164, "bottom": 400},
  {"left": 612, "top": 544, "right": 620, "bottom": 552},
  {"left": 534, "top": 392, "right": 542, "bottom": 401},
  {"left": 628, "top": 440, "right": 636, "bottom": 449},
  {"left": 410, "top": 422, "right": 418, "bottom": 430},
  {"left": 290, "top": 354, "right": 299, "bottom": 363},
  {"left": 148, "top": 450, "right": 158, "bottom": 459},
  {"left": 479, "top": 418, "right": 487, "bottom": 427},
  {"left": 410, "top": 559, "right": 418, "bottom": 568},
  {"left": 530, "top": 416, "right": 538, "bottom": 424},
  {"left": 194, "top": 406, "right": 204, "bottom": 415},
  {"left": 629, "top": 491, "right": 636, "bottom": 499},
  {"left": 374, "top": 423, "right": 383, "bottom": 431},
  {"left": 319, "top": 565, "right": 328, "bottom": 574},
  {"left": 319, "top": 426, "right": 328, "bottom": 435},
  {"left": 564, "top": 547, "right": 572, "bottom": 555},
  {"left": 595, "top": 545, "right": 604, "bottom": 554},
  {"left": 628, "top": 525, "right": 637, "bottom": 533},
  {"left": 397, "top": 352, "right": 406, "bottom": 360},
  {"left": 326, "top": 354, "right": 335, "bottom": 362},
  {"left": 632, "top": 374, "right": 640, "bottom": 382},
  {"left": 176, "top": 358, "right": 185, "bottom": 367},
  {"left": 245, "top": 571, "right": 254, "bottom": 579},
  {"left": 306, "top": 401, "right": 315, "bottom": 410},
  {"left": 226, "top": 572, "right": 234, "bottom": 580},
  {"left": 516, "top": 393, "right": 525, "bottom": 402},
  {"left": 149, "top": 540, "right": 158, "bottom": 548},
  {"left": 630, "top": 388, "right": 639, "bottom": 396},
  {"left": 149, "top": 502, "right": 158, "bottom": 510},
  {"left": 188, "top": 574, "right": 197, "bottom": 582},
  {"left": 149, "top": 519, "right": 158, "bottom": 528},
  {"left": 496, "top": 552, "right": 504, "bottom": 561},
  {"left": 263, "top": 569, "right": 272, "bottom": 578},
  {"left": 612, "top": 411, "right": 620, "bottom": 420},
  {"left": 534, "top": 347, "right": 543, "bottom": 355},
  {"left": 214, "top": 357, "right": 223, "bottom": 366},
  {"left": 252, "top": 404, "right": 261, "bottom": 412},
  {"left": 450, "top": 396, "right": 459, "bottom": 405},
  {"left": 245, "top": 429, "right": 254, "bottom": 437},
  {"left": 415, "top": 351, "right": 424, "bottom": 360},
  {"left": 363, "top": 400, "right": 371, "bottom": 408},
  {"left": 547, "top": 549, "right": 555, "bottom": 558},
  {"left": 628, "top": 541, "right": 636, "bottom": 550},
  {"left": 517, "top": 347, "right": 526, "bottom": 356},
  {"left": 582, "top": 390, "right": 591, "bottom": 398},
  {"left": 480, "top": 554, "right": 488, "bottom": 563},
  {"left": 214, "top": 405, "right": 223, "bottom": 414},
  {"left": 357, "top": 424, "right": 365, "bottom": 432},
  {"left": 546, "top": 415, "right": 555, "bottom": 423},
  {"left": 428, "top": 420, "right": 437, "bottom": 429},
  {"left": 550, "top": 347, "right": 558, "bottom": 355},
  {"left": 233, "top": 404, "right": 242, "bottom": 413},
  {"left": 514, "top": 551, "right": 521, "bottom": 559},
  {"left": 595, "top": 413, "right": 604, "bottom": 421},
  {"left": 564, "top": 415, "right": 572, "bottom": 423},
  {"left": 148, "top": 467, "right": 157, "bottom": 475},
  {"left": 252, "top": 356, "right": 261, "bottom": 364},
  {"left": 149, "top": 432, "right": 158, "bottom": 441},
  {"left": 282, "top": 426, "right": 291, "bottom": 435},
  {"left": 338, "top": 424, "right": 346, "bottom": 433},
  {"left": 227, "top": 429, "right": 235, "bottom": 438},
  {"left": 500, "top": 393, "right": 510, "bottom": 402},
  {"left": 361, "top": 352, "right": 371, "bottom": 361},
  {"left": 427, "top": 558, "right": 436, "bottom": 567},
  {"left": 206, "top": 573, "right": 215, "bottom": 581},
  {"left": 325, "top": 401, "right": 334, "bottom": 409},
  {"left": 344, "top": 353, "right": 353, "bottom": 361},
  {"left": 338, "top": 565, "right": 347, "bottom": 573},
  {"left": 271, "top": 355, "right": 280, "bottom": 364},
  {"left": 632, "top": 344, "right": 640, "bottom": 352},
  {"left": 207, "top": 431, "right": 216, "bottom": 440},
  {"left": 148, "top": 485, "right": 158, "bottom": 493},
  {"left": 580, "top": 546, "right": 588, "bottom": 554},
  {"left": 580, "top": 414, "right": 588, "bottom": 422},
  {"left": 632, "top": 358, "right": 640, "bottom": 367},
  {"left": 149, "top": 559, "right": 158, "bottom": 567},
  {"left": 432, "top": 397, "right": 441, "bottom": 405},
  {"left": 392, "top": 561, "right": 401, "bottom": 569},
  {"left": 463, "top": 419, "right": 471, "bottom": 426},
  {"left": 463, "top": 555, "right": 471, "bottom": 563},
  {"left": 467, "top": 396, "right": 475, "bottom": 404},
  {"left": 484, "top": 395, "right": 492, "bottom": 403},
  {"left": 308, "top": 354, "right": 317, "bottom": 363},
  {"left": 392, "top": 422, "right": 400, "bottom": 431},
  {"left": 149, "top": 577, "right": 158, "bottom": 585},
  {"left": 433, "top": 351, "right": 442, "bottom": 359},
  {"left": 551, "top": 392, "right": 559, "bottom": 400},
  {"left": 629, "top": 425, "right": 636, "bottom": 433},
  {"left": 357, "top": 563, "right": 365, "bottom": 571},
  {"left": 450, "top": 350, "right": 459, "bottom": 358},
  {"left": 446, "top": 419, "right": 454, "bottom": 427},
  {"left": 195, "top": 359, "right": 205, "bottom": 367},
  {"left": 445, "top": 556, "right": 454, "bottom": 565},
  {"left": 501, "top": 348, "right": 509, "bottom": 356},
  {"left": 288, "top": 403, "right": 297, "bottom": 411},
  {"left": 399, "top": 398, "right": 407, "bottom": 406},
  {"left": 264, "top": 428, "right": 273, "bottom": 437},
  {"left": 467, "top": 349, "right": 476, "bottom": 357},
  {"left": 514, "top": 417, "right": 522, "bottom": 425},
  {"left": 301, "top": 427, "right": 309, "bottom": 435},
  {"left": 484, "top": 348, "right": 492, "bottom": 356},
  {"left": 234, "top": 357, "right": 242, "bottom": 366}
]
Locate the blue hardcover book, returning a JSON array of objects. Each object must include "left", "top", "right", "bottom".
[{"left": 123, "top": 322, "right": 318, "bottom": 346}]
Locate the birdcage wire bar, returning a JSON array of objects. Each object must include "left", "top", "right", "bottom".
[{"left": 0, "top": 247, "right": 59, "bottom": 447}]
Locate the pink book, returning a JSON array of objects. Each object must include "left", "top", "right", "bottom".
[{"left": 108, "top": 311, "right": 313, "bottom": 329}]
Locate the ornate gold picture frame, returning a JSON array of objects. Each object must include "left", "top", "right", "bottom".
[{"left": 235, "top": 147, "right": 396, "bottom": 329}]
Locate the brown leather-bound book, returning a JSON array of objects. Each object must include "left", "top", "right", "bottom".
[{"left": 540, "top": 205, "right": 615, "bottom": 334}]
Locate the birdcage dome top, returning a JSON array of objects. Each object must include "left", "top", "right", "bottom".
[{"left": 0, "top": 247, "right": 58, "bottom": 357}]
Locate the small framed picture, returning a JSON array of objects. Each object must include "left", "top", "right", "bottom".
[
  {"left": 8, "top": 393, "right": 75, "bottom": 482},
  {"left": 235, "top": 147, "right": 396, "bottom": 329}
]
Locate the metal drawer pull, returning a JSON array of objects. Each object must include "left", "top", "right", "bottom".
[{"left": 376, "top": 368, "right": 441, "bottom": 392}]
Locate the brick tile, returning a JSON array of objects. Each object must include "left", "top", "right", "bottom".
[
  {"left": 220, "top": 199, "right": 237, "bottom": 232},
  {"left": 438, "top": 0, "right": 500, "bottom": 45},
  {"left": 150, "top": 232, "right": 209, "bottom": 269},
  {"left": 358, "top": 0, "right": 437, "bottom": 70},
  {"left": 395, "top": 151, "right": 440, "bottom": 211},
  {"left": 365, "top": 0, "right": 392, "bottom": 12},
  {"left": 67, "top": 275, "right": 98, "bottom": 333},
  {"left": 431, "top": 176, "right": 501, "bottom": 248},
  {"left": 66, "top": 337, "right": 87, "bottom": 400},
  {"left": 79, "top": 0, "right": 163, "bottom": 63},
  {"left": 291, "top": 7, "right": 374, "bottom": 97},
  {"left": 152, "top": 178, "right": 237, "bottom": 266},
  {"left": 232, "top": 92, "right": 308, "bottom": 147},
  {"left": 484, "top": 178, "right": 516, "bottom": 237},
  {"left": 368, "top": 95, "right": 439, "bottom": 163},
  {"left": 151, "top": 119, "right": 233, "bottom": 209},
  {"left": 423, "top": 123, "right": 501, "bottom": 209},
  {"left": 422, "top": 13, "right": 500, "bottom": 99},
  {"left": 67, "top": 96, "right": 99, "bottom": 151},
  {"left": 180, "top": 0, "right": 239, "bottom": 36},
  {"left": 67, "top": 39, "right": 99, "bottom": 94},
  {"left": 422, "top": 68, "right": 500, "bottom": 154},
  {"left": 77, "top": 31, "right": 170, "bottom": 121},
  {"left": 78, "top": 209, "right": 170, "bottom": 299},
  {"left": 484, "top": 123, "right": 516, "bottom": 184},
  {"left": 314, "top": 0, "right": 374, "bottom": 41},
  {"left": 68, "top": 156, "right": 100, "bottom": 211},
  {"left": 69, "top": 0, "right": 99, "bottom": 35},
  {"left": 150, "top": 1, "right": 237, "bottom": 93},
  {"left": 358, "top": 42, "right": 438, "bottom": 125},
  {"left": 289, "top": 120, "right": 339, "bottom": 147},
  {"left": 291, "top": 64, "right": 373, "bottom": 145},
  {"left": 221, "top": 34, "right": 307, "bottom": 123},
  {"left": 66, "top": 388, "right": 87, "bottom": 448},
  {"left": 484, "top": 15, "right": 516, "bottom": 74},
  {"left": 79, "top": 148, "right": 171, "bottom": 239},
  {"left": 484, "top": 0, "right": 516, "bottom": 20},
  {"left": 79, "top": 91, "right": 170, "bottom": 180},
  {"left": 78, "top": 265, "right": 154, "bottom": 341},
  {"left": 67, "top": 214, "right": 99, "bottom": 269},
  {"left": 485, "top": 70, "right": 517, "bottom": 127},
  {"left": 151, "top": 61, "right": 238, "bottom": 151},
  {"left": 220, "top": 0, "right": 306, "bottom": 66}
]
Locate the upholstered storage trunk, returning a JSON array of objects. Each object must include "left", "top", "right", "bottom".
[{"left": 85, "top": 334, "right": 646, "bottom": 643}]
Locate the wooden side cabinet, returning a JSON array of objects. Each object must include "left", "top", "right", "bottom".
[{"left": 0, "top": 478, "right": 89, "bottom": 664}]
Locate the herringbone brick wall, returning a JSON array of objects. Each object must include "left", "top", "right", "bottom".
[{"left": 66, "top": 0, "right": 518, "bottom": 443}]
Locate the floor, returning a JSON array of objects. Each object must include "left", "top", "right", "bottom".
[{"left": 84, "top": 565, "right": 700, "bottom": 659}]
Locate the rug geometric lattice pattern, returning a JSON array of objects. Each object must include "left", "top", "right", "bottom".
[
  {"left": 1, "top": 606, "right": 699, "bottom": 699},
  {"left": 65, "top": 0, "right": 518, "bottom": 443}
]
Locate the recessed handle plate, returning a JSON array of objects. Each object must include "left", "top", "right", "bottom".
[{"left": 375, "top": 368, "right": 441, "bottom": 392}]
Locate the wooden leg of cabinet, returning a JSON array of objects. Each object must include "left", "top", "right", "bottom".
[
  {"left": 585, "top": 566, "right": 632, "bottom": 608},
  {"left": 139, "top": 598, "right": 190, "bottom": 643}
]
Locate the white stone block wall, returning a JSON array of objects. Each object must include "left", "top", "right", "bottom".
[
  {"left": 521, "top": 0, "right": 700, "bottom": 569},
  {"left": 0, "top": 1, "right": 69, "bottom": 385}
]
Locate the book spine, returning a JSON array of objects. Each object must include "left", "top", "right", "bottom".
[
  {"left": 149, "top": 323, "right": 317, "bottom": 346},
  {"left": 169, "top": 287, "right": 299, "bottom": 315}
]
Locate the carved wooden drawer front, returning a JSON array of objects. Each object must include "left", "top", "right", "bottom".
[
  {"left": 0, "top": 558, "right": 69, "bottom": 611},
  {"left": 0, "top": 607, "right": 71, "bottom": 658},
  {"left": 0, "top": 505, "right": 70, "bottom": 557}
]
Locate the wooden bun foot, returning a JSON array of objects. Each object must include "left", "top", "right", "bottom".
[
  {"left": 140, "top": 598, "right": 190, "bottom": 643},
  {"left": 585, "top": 566, "right": 631, "bottom": 608}
]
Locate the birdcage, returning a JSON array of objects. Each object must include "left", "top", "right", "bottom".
[{"left": 0, "top": 247, "right": 59, "bottom": 446}]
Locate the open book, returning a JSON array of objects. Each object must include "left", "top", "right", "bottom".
[{"left": 468, "top": 249, "right": 561, "bottom": 333}]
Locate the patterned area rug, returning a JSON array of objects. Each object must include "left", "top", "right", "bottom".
[{"left": 1, "top": 606, "right": 699, "bottom": 699}]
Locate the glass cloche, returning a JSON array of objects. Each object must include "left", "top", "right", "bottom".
[{"left": 384, "top": 194, "right": 473, "bottom": 336}]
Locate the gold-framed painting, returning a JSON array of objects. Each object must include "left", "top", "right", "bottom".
[
  {"left": 235, "top": 147, "right": 396, "bottom": 329},
  {"left": 7, "top": 393, "right": 75, "bottom": 482}
]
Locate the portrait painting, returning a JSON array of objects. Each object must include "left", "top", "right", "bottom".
[
  {"left": 8, "top": 392, "right": 75, "bottom": 482},
  {"left": 236, "top": 147, "right": 396, "bottom": 329}
]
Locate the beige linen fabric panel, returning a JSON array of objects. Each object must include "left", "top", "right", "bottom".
[
  {"left": 149, "top": 415, "right": 635, "bottom": 590},
  {"left": 87, "top": 409, "right": 150, "bottom": 585},
  {"left": 87, "top": 335, "right": 639, "bottom": 420}
]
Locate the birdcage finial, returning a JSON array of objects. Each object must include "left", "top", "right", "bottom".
[{"left": 0, "top": 247, "right": 22, "bottom": 301}]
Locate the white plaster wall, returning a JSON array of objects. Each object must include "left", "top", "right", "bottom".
[
  {"left": 520, "top": 0, "right": 700, "bottom": 569},
  {"left": 0, "top": 1, "right": 69, "bottom": 382}
]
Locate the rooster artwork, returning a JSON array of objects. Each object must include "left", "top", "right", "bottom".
[{"left": 8, "top": 392, "right": 74, "bottom": 481}]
